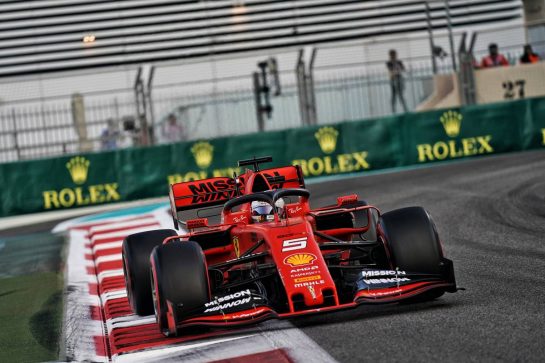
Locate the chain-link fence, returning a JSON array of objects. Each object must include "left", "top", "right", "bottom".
[
  {"left": 0, "top": 61, "right": 446, "bottom": 163},
  {"left": 0, "top": 95, "right": 137, "bottom": 161}
]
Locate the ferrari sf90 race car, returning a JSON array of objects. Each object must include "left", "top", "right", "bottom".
[{"left": 122, "top": 157, "right": 458, "bottom": 336}]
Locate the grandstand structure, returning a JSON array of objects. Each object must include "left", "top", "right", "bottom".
[
  {"left": 0, "top": 0, "right": 523, "bottom": 77},
  {"left": 0, "top": 0, "right": 527, "bottom": 161}
]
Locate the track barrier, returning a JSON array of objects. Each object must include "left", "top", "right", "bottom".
[{"left": 1, "top": 96, "right": 544, "bottom": 217}]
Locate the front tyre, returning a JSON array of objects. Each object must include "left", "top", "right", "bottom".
[
  {"left": 122, "top": 229, "right": 177, "bottom": 315},
  {"left": 150, "top": 241, "right": 210, "bottom": 336},
  {"left": 379, "top": 206, "right": 455, "bottom": 300}
]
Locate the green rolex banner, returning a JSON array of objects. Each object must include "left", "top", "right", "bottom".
[
  {"left": 1, "top": 96, "right": 545, "bottom": 217},
  {"left": 286, "top": 115, "right": 404, "bottom": 178},
  {"left": 405, "top": 104, "right": 519, "bottom": 165},
  {"left": 524, "top": 97, "right": 545, "bottom": 149}
]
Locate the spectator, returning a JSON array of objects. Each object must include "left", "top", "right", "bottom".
[
  {"left": 432, "top": 45, "right": 448, "bottom": 60},
  {"left": 162, "top": 113, "right": 186, "bottom": 143},
  {"left": 118, "top": 117, "right": 137, "bottom": 148},
  {"left": 100, "top": 118, "right": 119, "bottom": 150},
  {"left": 520, "top": 44, "right": 540, "bottom": 64},
  {"left": 386, "top": 49, "right": 408, "bottom": 113},
  {"left": 480, "top": 43, "right": 509, "bottom": 68}
]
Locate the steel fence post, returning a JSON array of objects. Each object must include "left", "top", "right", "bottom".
[{"left": 11, "top": 108, "right": 20, "bottom": 161}]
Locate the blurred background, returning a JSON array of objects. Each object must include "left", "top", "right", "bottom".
[{"left": 0, "top": 0, "right": 543, "bottom": 162}]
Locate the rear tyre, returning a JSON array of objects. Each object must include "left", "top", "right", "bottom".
[
  {"left": 150, "top": 241, "right": 210, "bottom": 336},
  {"left": 122, "top": 229, "right": 178, "bottom": 316},
  {"left": 379, "top": 206, "right": 448, "bottom": 301}
]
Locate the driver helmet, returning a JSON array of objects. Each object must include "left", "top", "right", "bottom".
[
  {"left": 251, "top": 201, "right": 274, "bottom": 223},
  {"left": 275, "top": 198, "right": 286, "bottom": 218}
]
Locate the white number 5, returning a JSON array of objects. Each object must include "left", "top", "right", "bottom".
[{"left": 282, "top": 237, "right": 307, "bottom": 252}]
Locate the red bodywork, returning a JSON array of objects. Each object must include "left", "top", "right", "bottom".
[{"left": 161, "top": 163, "right": 456, "bottom": 330}]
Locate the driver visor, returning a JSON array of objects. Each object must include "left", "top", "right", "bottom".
[{"left": 252, "top": 204, "right": 273, "bottom": 216}]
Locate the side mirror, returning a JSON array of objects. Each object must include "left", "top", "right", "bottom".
[{"left": 337, "top": 194, "right": 358, "bottom": 206}]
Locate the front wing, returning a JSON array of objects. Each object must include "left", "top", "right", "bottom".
[{"left": 166, "top": 270, "right": 457, "bottom": 331}]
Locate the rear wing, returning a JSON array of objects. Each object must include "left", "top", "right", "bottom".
[
  {"left": 170, "top": 177, "right": 238, "bottom": 212},
  {"left": 169, "top": 165, "right": 305, "bottom": 214},
  {"left": 256, "top": 165, "right": 305, "bottom": 190}
]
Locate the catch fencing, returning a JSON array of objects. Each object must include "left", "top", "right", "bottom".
[{"left": 0, "top": 63, "right": 442, "bottom": 163}]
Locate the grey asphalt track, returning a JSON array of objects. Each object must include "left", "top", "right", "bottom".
[
  {"left": 295, "top": 149, "right": 545, "bottom": 362},
  {"left": 2, "top": 150, "right": 544, "bottom": 362}
]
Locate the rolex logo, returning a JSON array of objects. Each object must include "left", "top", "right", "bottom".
[
  {"left": 440, "top": 110, "right": 463, "bottom": 138},
  {"left": 66, "top": 156, "right": 90, "bottom": 185},
  {"left": 315, "top": 127, "right": 339, "bottom": 154},
  {"left": 191, "top": 141, "right": 214, "bottom": 169}
]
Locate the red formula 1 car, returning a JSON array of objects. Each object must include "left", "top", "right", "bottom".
[{"left": 122, "top": 157, "right": 458, "bottom": 336}]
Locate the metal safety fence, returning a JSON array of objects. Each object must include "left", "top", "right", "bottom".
[{"left": 0, "top": 62, "right": 445, "bottom": 163}]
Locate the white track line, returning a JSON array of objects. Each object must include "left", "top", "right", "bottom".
[
  {"left": 89, "top": 218, "right": 158, "bottom": 235},
  {"left": 90, "top": 226, "right": 160, "bottom": 244},
  {"left": 101, "top": 290, "right": 127, "bottom": 302},
  {"left": 95, "top": 254, "right": 122, "bottom": 264},
  {"left": 93, "top": 241, "right": 123, "bottom": 252},
  {"left": 106, "top": 316, "right": 157, "bottom": 330},
  {"left": 114, "top": 335, "right": 258, "bottom": 363},
  {"left": 64, "top": 228, "right": 109, "bottom": 363},
  {"left": 97, "top": 269, "right": 124, "bottom": 283}
]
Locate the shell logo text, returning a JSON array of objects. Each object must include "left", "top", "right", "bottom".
[{"left": 284, "top": 253, "right": 317, "bottom": 267}]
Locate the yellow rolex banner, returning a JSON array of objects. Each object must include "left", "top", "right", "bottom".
[{"left": 1, "top": 96, "right": 545, "bottom": 217}]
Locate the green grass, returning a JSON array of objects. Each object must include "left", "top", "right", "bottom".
[
  {"left": 0, "top": 230, "right": 65, "bottom": 362},
  {"left": 0, "top": 272, "right": 63, "bottom": 363},
  {"left": 0, "top": 232, "right": 63, "bottom": 278}
]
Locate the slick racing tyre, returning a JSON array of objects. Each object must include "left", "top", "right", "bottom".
[
  {"left": 122, "top": 229, "right": 177, "bottom": 316},
  {"left": 379, "top": 207, "right": 445, "bottom": 300},
  {"left": 150, "top": 241, "right": 210, "bottom": 336}
]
